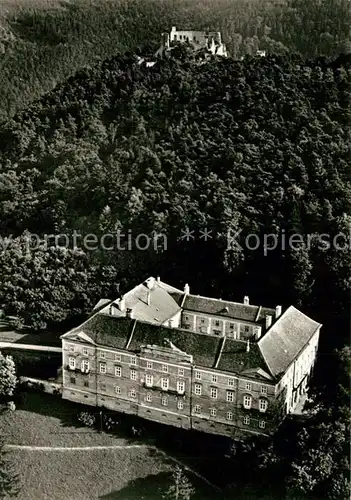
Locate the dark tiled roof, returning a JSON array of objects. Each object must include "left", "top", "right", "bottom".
[
  {"left": 181, "top": 294, "right": 275, "bottom": 323},
  {"left": 217, "top": 338, "right": 271, "bottom": 376},
  {"left": 128, "top": 321, "right": 221, "bottom": 368},
  {"left": 79, "top": 314, "right": 133, "bottom": 350},
  {"left": 258, "top": 306, "right": 321, "bottom": 377}
]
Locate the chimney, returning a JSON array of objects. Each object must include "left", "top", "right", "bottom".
[
  {"left": 168, "top": 318, "right": 174, "bottom": 328},
  {"left": 126, "top": 308, "right": 133, "bottom": 319},
  {"left": 265, "top": 315, "right": 273, "bottom": 330},
  {"left": 119, "top": 297, "right": 126, "bottom": 311},
  {"left": 246, "top": 339, "right": 250, "bottom": 353},
  {"left": 184, "top": 283, "right": 190, "bottom": 295},
  {"left": 145, "top": 277, "right": 155, "bottom": 290},
  {"left": 275, "top": 305, "right": 282, "bottom": 319},
  {"left": 244, "top": 295, "right": 249, "bottom": 305},
  {"left": 156, "top": 276, "right": 161, "bottom": 284},
  {"left": 147, "top": 290, "right": 151, "bottom": 306}
]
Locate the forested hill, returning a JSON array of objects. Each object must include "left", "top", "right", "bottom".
[
  {"left": 0, "top": 47, "right": 349, "bottom": 347},
  {"left": 0, "top": 0, "right": 350, "bottom": 123}
]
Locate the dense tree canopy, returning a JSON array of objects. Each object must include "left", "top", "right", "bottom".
[
  {"left": 0, "top": 47, "right": 349, "bottom": 342},
  {"left": 0, "top": 0, "right": 349, "bottom": 123}
]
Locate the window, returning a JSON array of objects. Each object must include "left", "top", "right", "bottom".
[
  {"left": 210, "top": 408, "right": 217, "bottom": 417},
  {"left": 194, "top": 384, "right": 202, "bottom": 396},
  {"left": 226, "top": 390, "right": 234, "bottom": 402},
  {"left": 162, "top": 364, "right": 168, "bottom": 373},
  {"left": 228, "top": 378, "right": 235, "bottom": 387},
  {"left": 100, "top": 383, "right": 106, "bottom": 392},
  {"left": 68, "top": 357, "right": 75, "bottom": 370},
  {"left": 259, "top": 420, "right": 266, "bottom": 429},
  {"left": 100, "top": 351, "right": 105, "bottom": 359},
  {"left": 195, "top": 371, "right": 201, "bottom": 380},
  {"left": 147, "top": 361, "right": 153, "bottom": 369},
  {"left": 245, "top": 382, "right": 252, "bottom": 391},
  {"left": 245, "top": 326, "right": 250, "bottom": 333},
  {"left": 83, "top": 348, "right": 88, "bottom": 356},
  {"left": 115, "top": 386, "right": 121, "bottom": 395},
  {"left": 70, "top": 377, "right": 75, "bottom": 384},
  {"left": 259, "top": 399, "right": 268, "bottom": 412},
  {"left": 115, "top": 354, "right": 121, "bottom": 361},
  {"left": 161, "top": 378, "right": 169, "bottom": 390},
  {"left": 212, "top": 375, "right": 218, "bottom": 383},
  {"left": 81, "top": 360, "right": 89, "bottom": 372},
  {"left": 99, "top": 363, "right": 106, "bottom": 374},
  {"left": 210, "top": 387, "right": 218, "bottom": 399},
  {"left": 146, "top": 393, "right": 152, "bottom": 402},
  {"left": 177, "top": 400, "right": 184, "bottom": 410},
  {"left": 261, "top": 386, "right": 268, "bottom": 395},
  {"left": 130, "top": 369, "right": 137, "bottom": 381},
  {"left": 131, "top": 356, "right": 136, "bottom": 365},
  {"left": 178, "top": 367, "right": 184, "bottom": 377},
  {"left": 194, "top": 405, "right": 201, "bottom": 413},
  {"left": 84, "top": 381, "right": 89, "bottom": 387},
  {"left": 215, "top": 321, "right": 220, "bottom": 326},
  {"left": 226, "top": 411, "right": 233, "bottom": 421},
  {"left": 115, "top": 366, "right": 122, "bottom": 377},
  {"left": 161, "top": 396, "right": 168, "bottom": 406},
  {"left": 177, "top": 381, "right": 185, "bottom": 394},
  {"left": 243, "top": 416, "right": 250, "bottom": 425},
  {"left": 130, "top": 389, "right": 136, "bottom": 398},
  {"left": 145, "top": 374, "right": 153, "bottom": 387},
  {"left": 69, "top": 345, "right": 74, "bottom": 352},
  {"left": 229, "top": 323, "right": 234, "bottom": 329},
  {"left": 243, "top": 395, "right": 252, "bottom": 409}
]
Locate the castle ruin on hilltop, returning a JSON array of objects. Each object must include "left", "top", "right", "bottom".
[{"left": 155, "top": 26, "right": 228, "bottom": 59}]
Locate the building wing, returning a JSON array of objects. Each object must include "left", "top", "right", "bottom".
[{"left": 258, "top": 306, "right": 321, "bottom": 377}]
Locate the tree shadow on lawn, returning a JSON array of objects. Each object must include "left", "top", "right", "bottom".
[
  {"left": 14, "top": 391, "right": 232, "bottom": 486},
  {"left": 100, "top": 470, "right": 217, "bottom": 500},
  {"left": 14, "top": 391, "right": 153, "bottom": 443}
]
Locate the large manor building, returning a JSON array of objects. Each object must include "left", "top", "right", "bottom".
[{"left": 61, "top": 277, "right": 321, "bottom": 439}]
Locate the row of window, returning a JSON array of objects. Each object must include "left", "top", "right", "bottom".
[
  {"left": 192, "top": 406, "right": 266, "bottom": 427},
  {"left": 194, "top": 372, "right": 268, "bottom": 394}
]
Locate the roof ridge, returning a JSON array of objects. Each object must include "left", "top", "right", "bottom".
[
  {"left": 60, "top": 299, "right": 115, "bottom": 339},
  {"left": 257, "top": 342, "right": 275, "bottom": 378},
  {"left": 255, "top": 305, "right": 262, "bottom": 322},
  {"left": 125, "top": 319, "right": 138, "bottom": 350},
  {"left": 214, "top": 336, "right": 226, "bottom": 368},
  {"left": 187, "top": 293, "right": 261, "bottom": 309}
]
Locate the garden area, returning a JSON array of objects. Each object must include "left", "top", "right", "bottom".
[{"left": 0, "top": 391, "right": 217, "bottom": 499}]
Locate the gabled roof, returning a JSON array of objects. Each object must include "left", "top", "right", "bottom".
[
  {"left": 100, "top": 278, "right": 181, "bottom": 325},
  {"left": 63, "top": 314, "right": 134, "bottom": 350},
  {"left": 216, "top": 338, "right": 272, "bottom": 377},
  {"left": 258, "top": 306, "right": 321, "bottom": 378},
  {"left": 128, "top": 321, "right": 221, "bottom": 368},
  {"left": 175, "top": 293, "right": 275, "bottom": 324}
]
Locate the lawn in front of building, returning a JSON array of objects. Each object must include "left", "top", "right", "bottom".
[{"left": 1, "top": 391, "right": 216, "bottom": 499}]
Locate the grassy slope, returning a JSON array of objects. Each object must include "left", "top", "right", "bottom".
[{"left": 1, "top": 392, "right": 215, "bottom": 499}]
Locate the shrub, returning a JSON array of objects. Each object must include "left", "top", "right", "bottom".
[{"left": 77, "top": 411, "right": 96, "bottom": 428}]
